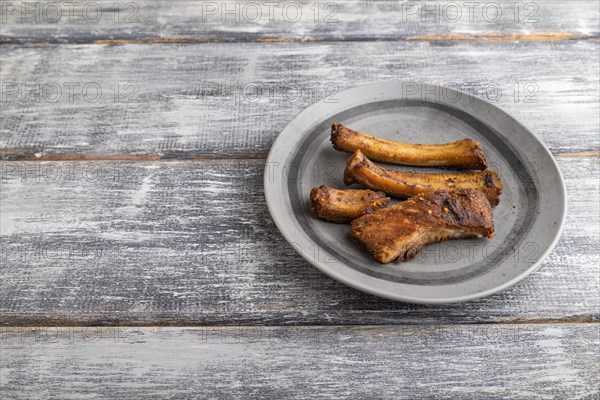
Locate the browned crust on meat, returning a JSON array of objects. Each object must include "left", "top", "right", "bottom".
[
  {"left": 310, "top": 185, "right": 390, "bottom": 223},
  {"left": 343, "top": 150, "right": 503, "bottom": 206},
  {"left": 351, "top": 189, "right": 494, "bottom": 263},
  {"left": 331, "top": 123, "right": 488, "bottom": 170}
]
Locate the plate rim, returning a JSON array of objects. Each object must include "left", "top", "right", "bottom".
[{"left": 264, "top": 81, "right": 567, "bottom": 304}]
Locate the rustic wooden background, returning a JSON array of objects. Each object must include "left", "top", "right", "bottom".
[{"left": 1, "top": 1, "right": 599, "bottom": 398}]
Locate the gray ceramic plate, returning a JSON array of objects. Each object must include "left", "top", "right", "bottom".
[{"left": 264, "top": 82, "right": 566, "bottom": 304}]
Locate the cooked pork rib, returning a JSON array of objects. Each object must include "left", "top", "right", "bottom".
[
  {"left": 310, "top": 185, "right": 390, "bottom": 223},
  {"left": 344, "top": 150, "right": 503, "bottom": 206},
  {"left": 351, "top": 189, "right": 494, "bottom": 263},
  {"left": 331, "top": 123, "right": 488, "bottom": 170}
]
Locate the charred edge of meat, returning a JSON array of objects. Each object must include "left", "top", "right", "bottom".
[
  {"left": 466, "top": 139, "right": 489, "bottom": 170},
  {"left": 343, "top": 150, "right": 366, "bottom": 186},
  {"left": 453, "top": 138, "right": 488, "bottom": 171},
  {"left": 482, "top": 170, "right": 503, "bottom": 206},
  {"left": 330, "top": 123, "right": 343, "bottom": 151},
  {"left": 427, "top": 190, "right": 495, "bottom": 237}
]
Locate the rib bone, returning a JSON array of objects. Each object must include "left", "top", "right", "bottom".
[
  {"left": 344, "top": 150, "right": 503, "bottom": 206},
  {"left": 310, "top": 185, "right": 390, "bottom": 223},
  {"left": 331, "top": 123, "right": 488, "bottom": 170}
]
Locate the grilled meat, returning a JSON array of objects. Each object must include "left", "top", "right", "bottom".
[
  {"left": 331, "top": 123, "right": 488, "bottom": 170},
  {"left": 351, "top": 189, "right": 494, "bottom": 263},
  {"left": 310, "top": 185, "right": 390, "bottom": 223},
  {"left": 344, "top": 150, "right": 503, "bottom": 206}
]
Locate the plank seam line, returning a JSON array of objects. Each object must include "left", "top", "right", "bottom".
[
  {"left": 0, "top": 153, "right": 271, "bottom": 162},
  {"left": 0, "top": 151, "right": 598, "bottom": 162},
  {"left": 1, "top": 319, "right": 598, "bottom": 328},
  {"left": 1, "top": 33, "right": 599, "bottom": 46}
]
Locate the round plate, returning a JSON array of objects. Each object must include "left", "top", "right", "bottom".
[{"left": 264, "top": 82, "right": 566, "bottom": 304}]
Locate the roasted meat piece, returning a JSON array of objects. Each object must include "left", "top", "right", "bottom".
[
  {"left": 351, "top": 189, "right": 495, "bottom": 263},
  {"left": 344, "top": 150, "right": 503, "bottom": 206},
  {"left": 310, "top": 185, "right": 390, "bottom": 223},
  {"left": 331, "top": 123, "right": 488, "bottom": 170}
]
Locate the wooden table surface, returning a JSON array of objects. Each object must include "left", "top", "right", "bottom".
[{"left": 1, "top": 1, "right": 599, "bottom": 398}]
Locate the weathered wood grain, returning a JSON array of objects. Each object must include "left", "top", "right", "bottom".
[
  {"left": 1, "top": 41, "right": 598, "bottom": 160},
  {"left": 1, "top": 2, "right": 597, "bottom": 395},
  {"left": 1, "top": 156, "right": 597, "bottom": 326},
  {"left": 1, "top": 0, "right": 598, "bottom": 44},
  {"left": 1, "top": 324, "right": 598, "bottom": 399}
]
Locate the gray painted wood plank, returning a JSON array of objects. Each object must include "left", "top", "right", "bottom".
[
  {"left": 1, "top": 41, "right": 599, "bottom": 159},
  {"left": 1, "top": 0, "right": 598, "bottom": 44},
  {"left": 1, "top": 156, "right": 597, "bottom": 325},
  {"left": 1, "top": 324, "right": 598, "bottom": 399}
]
